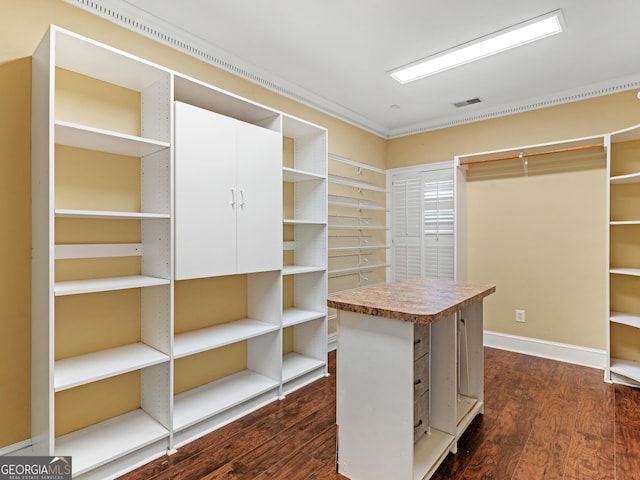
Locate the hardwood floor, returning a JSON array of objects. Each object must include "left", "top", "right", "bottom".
[{"left": 119, "top": 348, "right": 640, "bottom": 480}]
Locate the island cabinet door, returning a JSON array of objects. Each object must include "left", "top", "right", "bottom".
[
  {"left": 174, "top": 101, "right": 237, "bottom": 279},
  {"left": 235, "top": 121, "right": 282, "bottom": 275}
]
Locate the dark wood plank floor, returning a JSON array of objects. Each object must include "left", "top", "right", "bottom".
[{"left": 119, "top": 348, "right": 640, "bottom": 480}]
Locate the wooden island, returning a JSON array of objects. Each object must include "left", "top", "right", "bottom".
[{"left": 328, "top": 278, "right": 495, "bottom": 480}]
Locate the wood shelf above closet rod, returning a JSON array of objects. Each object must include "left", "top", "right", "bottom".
[{"left": 459, "top": 142, "right": 605, "bottom": 166}]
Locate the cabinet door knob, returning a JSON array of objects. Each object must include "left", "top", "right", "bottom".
[
  {"left": 240, "top": 189, "right": 245, "bottom": 207},
  {"left": 230, "top": 188, "right": 236, "bottom": 207}
]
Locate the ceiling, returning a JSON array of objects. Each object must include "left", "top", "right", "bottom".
[{"left": 70, "top": 0, "right": 640, "bottom": 138}]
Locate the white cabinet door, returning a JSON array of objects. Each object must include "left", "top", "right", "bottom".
[
  {"left": 236, "top": 122, "right": 282, "bottom": 274},
  {"left": 175, "top": 102, "right": 237, "bottom": 279}
]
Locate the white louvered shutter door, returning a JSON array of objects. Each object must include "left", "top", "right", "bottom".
[
  {"left": 422, "top": 168, "right": 455, "bottom": 279},
  {"left": 392, "top": 173, "right": 422, "bottom": 280}
]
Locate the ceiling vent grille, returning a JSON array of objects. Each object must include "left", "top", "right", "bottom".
[{"left": 453, "top": 97, "right": 482, "bottom": 108}]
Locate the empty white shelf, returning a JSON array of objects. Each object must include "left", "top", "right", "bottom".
[
  {"left": 55, "top": 343, "right": 169, "bottom": 391},
  {"left": 55, "top": 409, "right": 169, "bottom": 476},
  {"left": 610, "top": 268, "right": 640, "bottom": 277},
  {"left": 282, "top": 265, "right": 326, "bottom": 275},
  {"left": 54, "top": 275, "right": 170, "bottom": 296},
  {"left": 283, "top": 167, "right": 326, "bottom": 182},
  {"left": 282, "top": 352, "right": 325, "bottom": 383},
  {"left": 55, "top": 120, "right": 169, "bottom": 157},
  {"left": 282, "top": 308, "right": 325, "bottom": 328},
  {"left": 329, "top": 244, "right": 390, "bottom": 252},
  {"left": 610, "top": 220, "right": 640, "bottom": 225},
  {"left": 55, "top": 208, "right": 170, "bottom": 220},
  {"left": 610, "top": 311, "right": 640, "bottom": 329},
  {"left": 328, "top": 174, "right": 386, "bottom": 192},
  {"left": 173, "top": 370, "right": 279, "bottom": 431},
  {"left": 413, "top": 428, "right": 456, "bottom": 480},
  {"left": 610, "top": 358, "right": 640, "bottom": 384},
  {"left": 174, "top": 319, "right": 279, "bottom": 359},
  {"left": 328, "top": 195, "right": 388, "bottom": 212},
  {"left": 283, "top": 219, "right": 326, "bottom": 225},
  {"left": 329, "top": 263, "right": 390, "bottom": 277},
  {"left": 610, "top": 172, "right": 640, "bottom": 184}
]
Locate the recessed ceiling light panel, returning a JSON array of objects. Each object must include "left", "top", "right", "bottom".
[{"left": 389, "top": 9, "right": 565, "bottom": 84}]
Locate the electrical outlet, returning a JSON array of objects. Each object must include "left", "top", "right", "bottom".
[{"left": 515, "top": 309, "right": 526, "bottom": 323}]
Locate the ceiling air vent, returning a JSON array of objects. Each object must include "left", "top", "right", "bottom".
[{"left": 453, "top": 97, "right": 482, "bottom": 108}]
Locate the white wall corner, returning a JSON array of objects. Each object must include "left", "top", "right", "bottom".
[{"left": 483, "top": 330, "right": 606, "bottom": 370}]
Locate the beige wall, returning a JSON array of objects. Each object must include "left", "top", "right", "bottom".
[
  {"left": 388, "top": 91, "right": 640, "bottom": 351},
  {"left": 3, "top": 0, "right": 640, "bottom": 451}
]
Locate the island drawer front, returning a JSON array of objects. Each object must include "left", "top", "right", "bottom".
[{"left": 414, "top": 323, "right": 430, "bottom": 360}]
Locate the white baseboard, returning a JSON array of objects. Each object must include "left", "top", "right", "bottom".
[
  {"left": 0, "top": 439, "right": 33, "bottom": 456},
  {"left": 484, "top": 330, "right": 606, "bottom": 370}
]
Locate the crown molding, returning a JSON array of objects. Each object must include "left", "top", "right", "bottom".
[{"left": 65, "top": 0, "right": 640, "bottom": 140}]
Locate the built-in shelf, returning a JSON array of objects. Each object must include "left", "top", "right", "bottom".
[
  {"left": 329, "top": 224, "right": 389, "bottom": 231},
  {"left": 55, "top": 409, "right": 169, "bottom": 477},
  {"left": 55, "top": 343, "right": 169, "bottom": 391},
  {"left": 173, "top": 370, "right": 279, "bottom": 431},
  {"left": 282, "top": 265, "right": 326, "bottom": 275},
  {"left": 282, "top": 308, "right": 325, "bottom": 328},
  {"left": 610, "top": 268, "right": 640, "bottom": 277},
  {"left": 329, "top": 263, "right": 391, "bottom": 277},
  {"left": 55, "top": 120, "right": 170, "bottom": 156},
  {"left": 610, "top": 358, "right": 640, "bottom": 384},
  {"left": 283, "top": 219, "right": 325, "bottom": 225},
  {"left": 54, "top": 275, "right": 170, "bottom": 296},
  {"left": 610, "top": 311, "right": 640, "bottom": 329},
  {"left": 328, "top": 194, "right": 388, "bottom": 212},
  {"left": 610, "top": 220, "right": 640, "bottom": 225},
  {"left": 282, "top": 352, "right": 325, "bottom": 383},
  {"left": 413, "top": 428, "right": 456, "bottom": 480},
  {"left": 328, "top": 244, "right": 391, "bottom": 252},
  {"left": 174, "top": 319, "right": 279, "bottom": 359},
  {"left": 610, "top": 172, "right": 640, "bottom": 184},
  {"left": 329, "top": 173, "right": 386, "bottom": 193},
  {"left": 282, "top": 167, "right": 325, "bottom": 182},
  {"left": 55, "top": 209, "right": 170, "bottom": 220}
]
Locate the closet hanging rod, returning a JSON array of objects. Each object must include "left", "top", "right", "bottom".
[{"left": 459, "top": 142, "right": 604, "bottom": 166}]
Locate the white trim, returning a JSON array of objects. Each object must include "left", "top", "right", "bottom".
[
  {"left": 0, "top": 440, "right": 33, "bottom": 456},
  {"left": 63, "top": 0, "right": 640, "bottom": 140},
  {"left": 483, "top": 330, "right": 606, "bottom": 370},
  {"left": 328, "top": 332, "right": 337, "bottom": 352}
]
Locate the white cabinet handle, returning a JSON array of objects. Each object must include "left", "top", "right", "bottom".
[
  {"left": 240, "top": 189, "right": 245, "bottom": 207},
  {"left": 230, "top": 188, "right": 236, "bottom": 207}
]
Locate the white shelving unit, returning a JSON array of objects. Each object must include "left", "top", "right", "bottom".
[
  {"left": 32, "top": 26, "right": 328, "bottom": 479},
  {"left": 328, "top": 154, "right": 390, "bottom": 296},
  {"left": 32, "top": 26, "right": 173, "bottom": 479},
  {"left": 281, "top": 115, "right": 328, "bottom": 394},
  {"left": 608, "top": 124, "right": 640, "bottom": 387}
]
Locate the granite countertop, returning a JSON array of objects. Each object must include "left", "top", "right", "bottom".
[{"left": 327, "top": 278, "right": 496, "bottom": 324}]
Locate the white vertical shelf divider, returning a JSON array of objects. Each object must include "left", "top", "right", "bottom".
[{"left": 281, "top": 114, "right": 329, "bottom": 395}]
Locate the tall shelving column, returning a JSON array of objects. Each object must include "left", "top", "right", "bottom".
[
  {"left": 172, "top": 74, "right": 284, "bottom": 447},
  {"left": 608, "top": 124, "right": 640, "bottom": 386},
  {"left": 281, "top": 115, "right": 328, "bottom": 395},
  {"left": 32, "top": 26, "right": 173, "bottom": 478}
]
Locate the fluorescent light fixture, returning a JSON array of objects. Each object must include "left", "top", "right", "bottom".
[{"left": 389, "top": 10, "right": 565, "bottom": 83}]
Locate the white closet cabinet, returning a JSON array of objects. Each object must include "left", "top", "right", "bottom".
[{"left": 174, "top": 101, "right": 282, "bottom": 280}]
